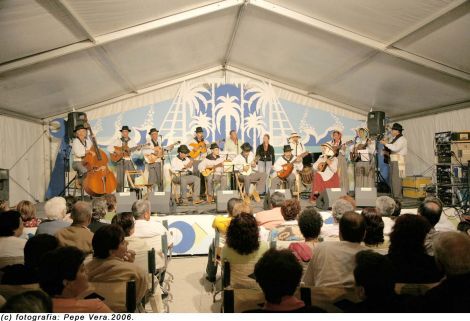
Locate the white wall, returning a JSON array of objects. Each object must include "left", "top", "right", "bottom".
[
  {"left": 0, "top": 115, "right": 48, "bottom": 205},
  {"left": 400, "top": 107, "right": 470, "bottom": 180}
]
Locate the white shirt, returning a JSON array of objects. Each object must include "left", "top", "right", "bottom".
[
  {"left": 186, "top": 137, "right": 208, "bottom": 161},
  {"left": 171, "top": 156, "right": 192, "bottom": 172},
  {"left": 313, "top": 155, "right": 338, "bottom": 181},
  {"left": 133, "top": 220, "right": 173, "bottom": 269},
  {"left": 108, "top": 137, "right": 136, "bottom": 160},
  {"left": 385, "top": 135, "right": 407, "bottom": 156},
  {"left": 198, "top": 155, "right": 225, "bottom": 175},
  {"left": 224, "top": 138, "right": 242, "bottom": 159},
  {"left": 0, "top": 236, "right": 27, "bottom": 258},
  {"left": 233, "top": 152, "right": 258, "bottom": 172},
  {"left": 289, "top": 142, "right": 305, "bottom": 157},
  {"left": 271, "top": 155, "right": 303, "bottom": 178},
  {"left": 303, "top": 241, "right": 366, "bottom": 287},
  {"left": 71, "top": 138, "right": 93, "bottom": 162}
]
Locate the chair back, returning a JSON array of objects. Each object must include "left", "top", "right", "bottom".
[
  {"left": 0, "top": 284, "right": 40, "bottom": 300},
  {"left": 300, "top": 285, "right": 360, "bottom": 312},
  {"left": 89, "top": 280, "right": 137, "bottom": 312},
  {"left": 395, "top": 282, "right": 439, "bottom": 296},
  {"left": 0, "top": 256, "right": 24, "bottom": 269}
]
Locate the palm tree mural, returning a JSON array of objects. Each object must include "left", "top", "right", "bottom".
[
  {"left": 245, "top": 81, "right": 278, "bottom": 117},
  {"left": 190, "top": 112, "right": 214, "bottom": 139},
  {"left": 179, "top": 81, "right": 210, "bottom": 118},
  {"left": 244, "top": 112, "right": 266, "bottom": 149},
  {"left": 215, "top": 94, "right": 242, "bottom": 139}
]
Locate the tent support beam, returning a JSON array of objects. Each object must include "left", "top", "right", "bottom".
[
  {"left": 0, "top": 107, "right": 44, "bottom": 124},
  {"left": 392, "top": 101, "right": 470, "bottom": 121},
  {"left": 223, "top": 0, "right": 248, "bottom": 67},
  {"left": 250, "top": 0, "right": 470, "bottom": 81}
]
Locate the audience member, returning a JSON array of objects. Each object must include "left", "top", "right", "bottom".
[
  {"left": 361, "top": 208, "right": 387, "bottom": 254},
  {"left": 269, "top": 199, "right": 303, "bottom": 241},
  {"left": 55, "top": 201, "right": 94, "bottom": 254},
  {"left": 303, "top": 211, "right": 365, "bottom": 287},
  {"left": 0, "top": 210, "right": 27, "bottom": 258},
  {"left": 1, "top": 234, "right": 59, "bottom": 285},
  {"left": 246, "top": 249, "right": 324, "bottom": 313},
  {"left": 320, "top": 198, "right": 354, "bottom": 238},
  {"left": 376, "top": 196, "right": 396, "bottom": 217},
  {"left": 36, "top": 197, "right": 70, "bottom": 236},
  {"left": 420, "top": 232, "right": 470, "bottom": 312},
  {"left": 64, "top": 196, "right": 77, "bottom": 215},
  {"left": 39, "top": 246, "right": 112, "bottom": 312},
  {"left": 417, "top": 197, "right": 443, "bottom": 256},
  {"left": 339, "top": 195, "right": 356, "bottom": 209},
  {"left": 0, "top": 290, "right": 52, "bottom": 313},
  {"left": 222, "top": 213, "right": 269, "bottom": 288},
  {"left": 391, "top": 198, "right": 402, "bottom": 218},
  {"left": 86, "top": 225, "right": 148, "bottom": 303},
  {"left": 387, "top": 214, "right": 443, "bottom": 283},
  {"left": 16, "top": 200, "right": 40, "bottom": 228},
  {"left": 88, "top": 198, "right": 109, "bottom": 233},
  {"left": 104, "top": 194, "right": 117, "bottom": 222},
  {"left": 212, "top": 198, "right": 243, "bottom": 234},
  {"left": 255, "top": 192, "right": 285, "bottom": 230}
]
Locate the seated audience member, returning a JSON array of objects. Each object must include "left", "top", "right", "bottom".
[
  {"left": 420, "top": 232, "right": 470, "bottom": 312},
  {"left": 0, "top": 290, "right": 52, "bottom": 313},
  {"left": 387, "top": 214, "right": 443, "bottom": 284},
  {"left": 17, "top": 200, "right": 41, "bottom": 228},
  {"left": 0, "top": 211, "right": 27, "bottom": 258},
  {"left": 206, "top": 198, "right": 243, "bottom": 282},
  {"left": 131, "top": 200, "right": 172, "bottom": 269},
  {"left": 36, "top": 197, "right": 70, "bottom": 236},
  {"left": 55, "top": 201, "right": 94, "bottom": 254},
  {"left": 0, "top": 200, "right": 10, "bottom": 212},
  {"left": 320, "top": 198, "right": 354, "bottom": 238},
  {"left": 391, "top": 198, "right": 402, "bottom": 219},
  {"left": 104, "top": 194, "right": 117, "bottom": 222},
  {"left": 255, "top": 192, "right": 285, "bottom": 230},
  {"left": 64, "top": 196, "right": 77, "bottom": 218},
  {"left": 418, "top": 197, "right": 443, "bottom": 256},
  {"left": 88, "top": 198, "right": 109, "bottom": 233},
  {"left": 288, "top": 208, "right": 323, "bottom": 266},
  {"left": 39, "top": 246, "right": 112, "bottom": 313},
  {"left": 339, "top": 195, "right": 356, "bottom": 209},
  {"left": 303, "top": 211, "right": 366, "bottom": 287},
  {"left": 361, "top": 208, "right": 387, "bottom": 254},
  {"left": 269, "top": 199, "right": 303, "bottom": 241},
  {"left": 376, "top": 196, "right": 396, "bottom": 236},
  {"left": 348, "top": 250, "right": 413, "bottom": 313},
  {"left": 222, "top": 213, "right": 269, "bottom": 288},
  {"left": 86, "top": 225, "right": 148, "bottom": 303},
  {"left": 246, "top": 249, "right": 324, "bottom": 313},
  {"left": 1, "top": 234, "right": 59, "bottom": 285}
]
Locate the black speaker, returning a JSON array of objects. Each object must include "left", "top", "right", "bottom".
[
  {"left": 115, "top": 192, "right": 138, "bottom": 213},
  {"left": 317, "top": 188, "right": 346, "bottom": 210},
  {"left": 355, "top": 187, "right": 377, "bottom": 207},
  {"left": 67, "top": 112, "right": 88, "bottom": 141},
  {"left": 0, "top": 168, "right": 9, "bottom": 201},
  {"left": 367, "top": 111, "right": 386, "bottom": 136},
  {"left": 216, "top": 190, "right": 238, "bottom": 213},
  {"left": 149, "top": 191, "right": 175, "bottom": 215}
]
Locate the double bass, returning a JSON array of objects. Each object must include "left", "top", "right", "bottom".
[{"left": 82, "top": 123, "right": 117, "bottom": 196}]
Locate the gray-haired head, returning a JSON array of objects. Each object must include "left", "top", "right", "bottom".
[
  {"left": 44, "top": 197, "right": 67, "bottom": 220},
  {"left": 71, "top": 201, "right": 92, "bottom": 225},
  {"left": 270, "top": 192, "right": 286, "bottom": 208},
  {"left": 433, "top": 231, "right": 470, "bottom": 276},
  {"left": 376, "top": 196, "right": 396, "bottom": 217},
  {"left": 131, "top": 200, "right": 151, "bottom": 220},
  {"left": 91, "top": 198, "right": 107, "bottom": 221},
  {"left": 332, "top": 199, "right": 355, "bottom": 221}
]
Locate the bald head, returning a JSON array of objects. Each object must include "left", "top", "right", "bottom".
[
  {"left": 71, "top": 201, "right": 92, "bottom": 225},
  {"left": 418, "top": 197, "right": 443, "bottom": 227},
  {"left": 433, "top": 231, "right": 470, "bottom": 276}
]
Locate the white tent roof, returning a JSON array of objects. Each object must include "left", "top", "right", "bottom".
[{"left": 1, "top": 0, "right": 469, "bottom": 121}]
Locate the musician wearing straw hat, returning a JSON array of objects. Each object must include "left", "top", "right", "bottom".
[
  {"left": 71, "top": 124, "right": 93, "bottom": 181},
  {"left": 171, "top": 145, "right": 204, "bottom": 205},
  {"left": 198, "top": 143, "right": 227, "bottom": 203},
  {"left": 109, "top": 125, "right": 137, "bottom": 192},
  {"left": 380, "top": 123, "right": 407, "bottom": 198},
  {"left": 271, "top": 145, "right": 303, "bottom": 193},
  {"left": 310, "top": 142, "right": 340, "bottom": 203},
  {"left": 289, "top": 132, "right": 305, "bottom": 157},
  {"left": 330, "top": 130, "right": 349, "bottom": 191},
  {"left": 351, "top": 127, "right": 376, "bottom": 188}
]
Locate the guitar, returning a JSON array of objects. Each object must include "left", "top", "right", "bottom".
[
  {"left": 239, "top": 155, "right": 261, "bottom": 176},
  {"left": 317, "top": 156, "right": 334, "bottom": 172},
  {"left": 189, "top": 141, "right": 209, "bottom": 159},
  {"left": 201, "top": 159, "right": 225, "bottom": 177},
  {"left": 144, "top": 141, "right": 180, "bottom": 164},
  {"left": 277, "top": 152, "right": 309, "bottom": 179},
  {"left": 378, "top": 134, "right": 391, "bottom": 164},
  {"left": 110, "top": 143, "right": 151, "bottom": 162},
  {"left": 350, "top": 139, "right": 370, "bottom": 162},
  {"left": 332, "top": 140, "right": 354, "bottom": 157}
]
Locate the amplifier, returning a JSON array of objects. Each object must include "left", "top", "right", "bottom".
[
  {"left": 435, "top": 131, "right": 451, "bottom": 144},
  {"left": 451, "top": 132, "right": 470, "bottom": 142},
  {"left": 216, "top": 190, "right": 238, "bottom": 213}
]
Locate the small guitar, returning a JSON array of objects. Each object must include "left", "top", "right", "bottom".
[
  {"left": 239, "top": 155, "right": 261, "bottom": 176},
  {"left": 317, "top": 155, "right": 334, "bottom": 172},
  {"left": 111, "top": 143, "right": 151, "bottom": 162},
  {"left": 144, "top": 141, "right": 180, "bottom": 164},
  {"left": 332, "top": 140, "right": 354, "bottom": 157},
  {"left": 277, "top": 152, "right": 309, "bottom": 179}
]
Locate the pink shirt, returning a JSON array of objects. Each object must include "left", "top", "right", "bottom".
[
  {"left": 255, "top": 207, "right": 284, "bottom": 230},
  {"left": 53, "top": 298, "right": 112, "bottom": 313}
]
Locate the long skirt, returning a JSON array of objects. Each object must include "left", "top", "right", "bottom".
[{"left": 310, "top": 172, "right": 340, "bottom": 200}]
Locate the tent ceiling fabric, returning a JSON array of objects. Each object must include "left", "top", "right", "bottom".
[{"left": 0, "top": 0, "right": 468, "bottom": 120}]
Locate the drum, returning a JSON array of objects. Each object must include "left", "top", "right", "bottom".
[{"left": 300, "top": 166, "right": 314, "bottom": 185}]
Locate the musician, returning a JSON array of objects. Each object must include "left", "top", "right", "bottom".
[
  {"left": 271, "top": 145, "right": 303, "bottom": 193},
  {"left": 256, "top": 134, "right": 275, "bottom": 193},
  {"left": 310, "top": 143, "right": 340, "bottom": 203},
  {"left": 380, "top": 123, "right": 407, "bottom": 198},
  {"left": 109, "top": 126, "right": 136, "bottom": 192},
  {"left": 331, "top": 130, "right": 349, "bottom": 191},
  {"left": 71, "top": 124, "right": 93, "bottom": 181},
  {"left": 142, "top": 128, "right": 165, "bottom": 191},
  {"left": 233, "top": 143, "right": 267, "bottom": 203},
  {"left": 224, "top": 129, "right": 242, "bottom": 160},
  {"left": 170, "top": 145, "right": 204, "bottom": 205},
  {"left": 187, "top": 126, "right": 208, "bottom": 175},
  {"left": 351, "top": 127, "right": 376, "bottom": 188},
  {"left": 289, "top": 132, "right": 305, "bottom": 157},
  {"left": 198, "top": 143, "right": 227, "bottom": 203}
]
